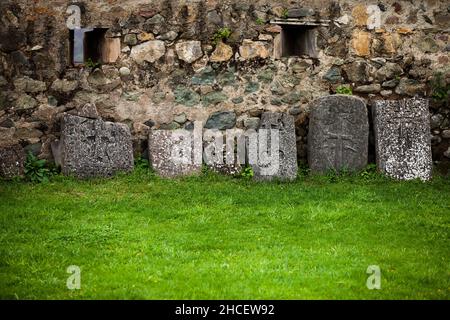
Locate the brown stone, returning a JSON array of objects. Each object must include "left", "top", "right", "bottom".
[
  {"left": 385, "top": 16, "right": 400, "bottom": 25},
  {"left": 239, "top": 39, "right": 270, "bottom": 60},
  {"left": 210, "top": 41, "right": 233, "bottom": 62},
  {"left": 0, "top": 127, "right": 17, "bottom": 148},
  {"left": 382, "top": 33, "right": 398, "bottom": 54},
  {"left": 265, "top": 25, "right": 282, "bottom": 33},
  {"left": 352, "top": 5, "right": 369, "bottom": 27},
  {"left": 397, "top": 28, "right": 413, "bottom": 35},
  {"left": 352, "top": 30, "right": 371, "bottom": 57},
  {"left": 137, "top": 32, "right": 155, "bottom": 42},
  {"left": 438, "top": 56, "right": 449, "bottom": 65},
  {"left": 139, "top": 9, "right": 158, "bottom": 18}
]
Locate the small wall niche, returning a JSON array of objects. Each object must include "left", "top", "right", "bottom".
[
  {"left": 70, "top": 28, "right": 120, "bottom": 66},
  {"left": 281, "top": 25, "right": 318, "bottom": 58},
  {"left": 271, "top": 18, "right": 329, "bottom": 59}
]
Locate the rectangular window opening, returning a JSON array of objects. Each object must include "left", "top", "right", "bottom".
[
  {"left": 70, "top": 28, "right": 119, "bottom": 66},
  {"left": 281, "top": 25, "right": 318, "bottom": 58}
]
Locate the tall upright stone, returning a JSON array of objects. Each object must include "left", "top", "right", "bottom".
[
  {"left": 373, "top": 98, "right": 432, "bottom": 181},
  {"left": 308, "top": 95, "right": 369, "bottom": 173},
  {"left": 252, "top": 112, "right": 297, "bottom": 181},
  {"left": 58, "top": 114, "right": 134, "bottom": 178},
  {"left": 148, "top": 129, "right": 202, "bottom": 178}
]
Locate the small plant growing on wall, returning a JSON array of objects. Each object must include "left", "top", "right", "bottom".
[
  {"left": 212, "top": 27, "right": 232, "bottom": 45},
  {"left": 85, "top": 58, "right": 101, "bottom": 69},
  {"left": 255, "top": 18, "right": 265, "bottom": 25},
  {"left": 335, "top": 85, "right": 353, "bottom": 95},
  {"left": 430, "top": 72, "right": 449, "bottom": 105},
  {"left": 281, "top": 8, "right": 289, "bottom": 19}
]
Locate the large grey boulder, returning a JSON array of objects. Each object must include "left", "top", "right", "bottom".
[
  {"left": 308, "top": 95, "right": 369, "bottom": 173},
  {"left": 58, "top": 114, "right": 133, "bottom": 179},
  {"left": 373, "top": 98, "right": 432, "bottom": 181}
]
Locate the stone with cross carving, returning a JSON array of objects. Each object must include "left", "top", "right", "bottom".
[
  {"left": 57, "top": 114, "right": 134, "bottom": 178},
  {"left": 373, "top": 98, "right": 432, "bottom": 181},
  {"left": 308, "top": 95, "right": 369, "bottom": 173},
  {"left": 149, "top": 129, "right": 202, "bottom": 178},
  {"left": 252, "top": 112, "right": 297, "bottom": 181}
]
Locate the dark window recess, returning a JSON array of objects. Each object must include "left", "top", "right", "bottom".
[
  {"left": 281, "top": 26, "right": 318, "bottom": 58},
  {"left": 69, "top": 28, "right": 108, "bottom": 65}
]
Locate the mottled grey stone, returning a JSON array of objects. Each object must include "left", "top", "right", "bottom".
[
  {"left": 354, "top": 84, "right": 381, "bottom": 93},
  {"left": 205, "top": 111, "right": 236, "bottom": 130},
  {"left": 59, "top": 114, "right": 134, "bottom": 179},
  {"left": 288, "top": 7, "right": 315, "bottom": 18},
  {"left": 245, "top": 82, "right": 260, "bottom": 93},
  {"left": 0, "top": 144, "right": 25, "bottom": 179},
  {"left": 124, "top": 34, "right": 138, "bottom": 46},
  {"left": 148, "top": 130, "right": 201, "bottom": 178},
  {"left": 373, "top": 98, "right": 432, "bottom": 181},
  {"left": 191, "top": 66, "right": 215, "bottom": 85},
  {"left": 308, "top": 95, "right": 369, "bottom": 173},
  {"left": 323, "top": 66, "right": 343, "bottom": 83},
  {"left": 252, "top": 112, "right": 297, "bottom": 181},
  {"left": 202, "top": 91, "right": 228, "bottom": 106},
  {"left": 15, "top": 94, "right": 38, "bottom": 111},
  {"left": 244, "top": 117, "right": 260, "bottom": 130}
]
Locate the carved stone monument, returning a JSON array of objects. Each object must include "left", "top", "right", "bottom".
[
  {"left": 252, "top": 112, "right": 297, "bottom": 181},
  {"left": 58, "top": 114, "right": 134, "bottom": 178},
  {"left": 308, "top": 95, "right": 369, "bottom": 173},
  {"left": 149, "top": 130, "right": 202, "bottom": 178},
  {"left": 373, "top": 98, "right": 432, "bottom": 181}
]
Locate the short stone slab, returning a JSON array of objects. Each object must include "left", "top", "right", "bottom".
[
  {"left": 0, "top": 145, "right": 25, "bottom": 179},
  {"left": 58, "top": 114, "right": 133, "bottom": 179},
  {"left": 252, "top": 112, "right": 297, "bottom": 181},
  {"left": 373, "top": 98, "right": 432, "bottom": 181},
  {"left": 149, "top": 130, "right": 202, "bottom": 178},
  {"left": 308, "top": 95, "right": 369, "bottom": 173}
]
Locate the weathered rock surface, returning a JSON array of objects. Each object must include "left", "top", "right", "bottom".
[
  {"left": 210, "top": 42, "right": 233, "bottom": 62},
  {"left": 14, "top": 77, "right": 47, "bottom": 93},
  {"left": 175, "top": 40, "right": 203, "bottom": 63},
  {"left": 239, "top": 40, "right": 270, "bottom": 60},
  {"left": 58, "top": 114, "right": 134, "bottom": 179},
  {"left": 308, "top": 95, "right": 369, "bottom": 173},
  {"left": 130, "top": 40, "right": 166, "bottom": 64},
  {"left": 252, "top": 112, "right": 297, "bottom": 181},
  {"left": 373, "top": 98, "right": 432, "bottom": 181},
  {"left": 0, "top": 144, "right": 25, "bottom": 179},
  {"left": 148, "top": 130, "right": 201, "bottom": 178},
  {"left": 204, "top": 111, "right": 236, "bottom": 130},
  {"left": 51, "top": 79, "right": 79, "bottom": 93}
]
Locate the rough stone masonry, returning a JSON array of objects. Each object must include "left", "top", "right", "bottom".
[{"left": 0, "top": 0, "right": 449, "bottom": 178}]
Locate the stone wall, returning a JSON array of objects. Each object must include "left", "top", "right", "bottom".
[{"left": 0, "top": 0, "right": 449, "bottom": 173}]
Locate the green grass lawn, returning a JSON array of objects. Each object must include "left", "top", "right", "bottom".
[{"left": 0, "top": 169, "right": 449, "bottom": 300}]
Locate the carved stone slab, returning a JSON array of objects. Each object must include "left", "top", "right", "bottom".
[
  {"left": 252, "top": 112, "right": 297, "bottom": 181},
  {"left": 373, "top": 98, "right": 432, "bottom": 181},
  {"left": 308, "top": 95, "right": 369, "bottom": 173},
  {"left": 149, "top": 130, "right": 202, "bottom": 178},
  {"left": 59, "top": 114, "right": 134, "bottom": 178}
]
